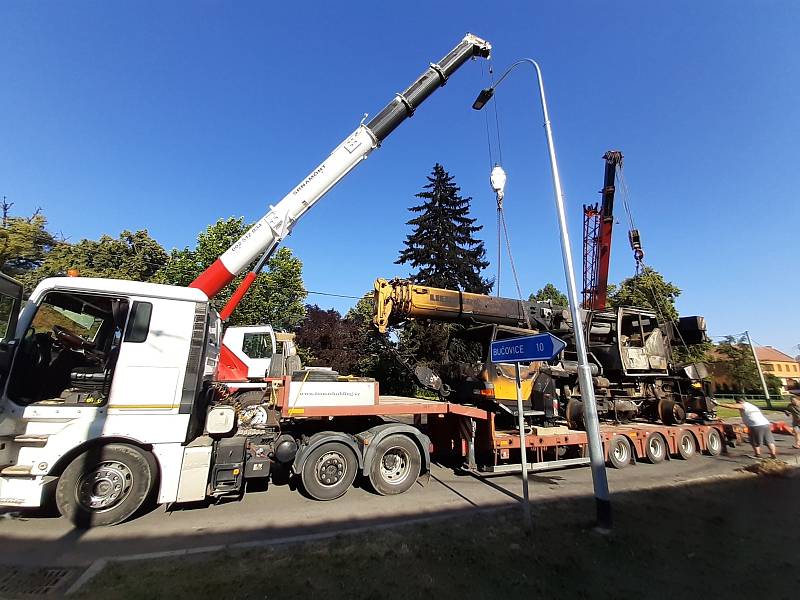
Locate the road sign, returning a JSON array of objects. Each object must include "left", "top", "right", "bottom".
[{"left": 490, "top": 332, "right": 566, "bottom": 363}]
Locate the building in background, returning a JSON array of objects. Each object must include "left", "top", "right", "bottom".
[
  {"left": 755, "top": 346, "right": 800, "bottom": 392},
  {"left": 709, "top": 344, "right": 800, "bottom": 395}
]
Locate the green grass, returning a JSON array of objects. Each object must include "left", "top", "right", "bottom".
[
  {"left": 76, "top": 470, "right": 800, "bottom": 600},
  {"left": 715, "top": 398, "right": 790, "bottom": 420}
]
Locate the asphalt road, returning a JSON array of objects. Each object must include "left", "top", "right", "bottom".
[{"left": 1, "top": 432, "right": 798, "bottom": 568}]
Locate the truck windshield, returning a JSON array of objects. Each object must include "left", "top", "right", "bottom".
[{"left": 33, "top": 304, "right": 103, "bottom": 340}]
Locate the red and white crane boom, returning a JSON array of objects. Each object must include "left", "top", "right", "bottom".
[{"left": 189, "top": 34, "right": 492, "bottom": 307}]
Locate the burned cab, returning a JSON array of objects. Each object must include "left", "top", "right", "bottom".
[{"left": 563, "top": 306, "right": 714, "bottom": 426}]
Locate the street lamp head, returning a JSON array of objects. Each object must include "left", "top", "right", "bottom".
[{"left": 472, "top": 87, "right": 495, "bottom": 110}]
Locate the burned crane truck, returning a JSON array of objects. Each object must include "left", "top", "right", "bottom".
[{"left": 373, "top": 278, "right": 714, "bottom": 426}]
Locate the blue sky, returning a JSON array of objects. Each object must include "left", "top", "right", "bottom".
[{"left": 2, "top": 1, "right": 798, "bottom": 355}]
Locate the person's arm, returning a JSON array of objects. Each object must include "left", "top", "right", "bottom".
[{"left": 713, "top": 400, "right": 743, "bottom": 410}]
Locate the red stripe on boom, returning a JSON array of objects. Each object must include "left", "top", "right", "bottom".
[
  {"left": 219, "top": 271, "right": 257, "bottom": 321},
  {"left": 190, "top": 258, "right": 235, "bottom": 298}
]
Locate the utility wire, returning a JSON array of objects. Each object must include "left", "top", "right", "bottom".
[{"left": 306, "top": 290, "right": 365, "bottom": 300}]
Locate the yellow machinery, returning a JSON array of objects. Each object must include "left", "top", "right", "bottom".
[{"left": 372, "top": 278, "right": 563, "bottom": 414}]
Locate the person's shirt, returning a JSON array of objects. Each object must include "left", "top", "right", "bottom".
[
  {"left": 787, "top": 402, "right": 800, "bottom": 426},
  {"left": 740, "top": 401, "right": 770, "bottom": 428}
]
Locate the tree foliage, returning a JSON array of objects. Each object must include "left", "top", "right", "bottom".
[
  {"left": 713, "top": 335, "right": 761, "bottom": 394},
  {"left": 24, "top": 229, "right": 167, "bottom": 290},
  {"left": 0, "top": 205, "right": 58, "bottom": 279},
  {"left": 764, "top": 374, "right": 783, "bottom": 396},
  {"left": 155, "top": 217, "right": 306, "bottom": 328},
  {"left": 393, "top": 164, "right": 491, "bottom": 379},
  {"left": 530, "top": 283, "right": 568, "bottom": 307},
  {"left": 607, "top": 266, "right": 680, "bottom": 321},
  {"left": 346, "top": 294, "right": 413, "bottom": 395},
  {"left": 294, "top": 305, "right": 361, "bottom": 374},
  {"left": 396, "top": 163, "right": 491, "bottom": 293}
]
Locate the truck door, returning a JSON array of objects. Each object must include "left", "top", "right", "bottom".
[{"left": 0, "top": 273, "right": 23, "bottom": 382}]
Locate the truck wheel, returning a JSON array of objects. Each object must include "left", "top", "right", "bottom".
[
  {"left": 607, "top": 435, "right": 632, "bottom": 469},
  {"left": 300, "top": 442, "right": 358, "bottom": 501},
  {"left": 644, "top": 433, "right": 666, "bottom": 464},
  {"left": 55, "top": 444, "right": 156, "bottom": 528},
  {"left": 368, "top": 435, "right": 421, "bottom": 496},
  {"left": 657, "top": 398, "right": 686, "bottom": 425},
  {"left": 566, "top": 399, "right": 584, "bottom": 430},
  {"left": 705, "top": 428, "right": 723, "bottom": 456},
  {"left": 676, "top": 431, "right": 697, "bottom": 460},
  {"left": 236, "top": 390, "right": 266, "bottom": 407}
]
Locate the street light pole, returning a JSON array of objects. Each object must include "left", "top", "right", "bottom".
[
  {"left": 473, "top": 59, "right": 612, "bottom": 531},
  {"left": 745, "top": 330, "right": 771, "bottom": 408}
]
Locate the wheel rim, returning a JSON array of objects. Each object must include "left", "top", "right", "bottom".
[
  {"left": 379, "top": 446, "right": 411, "bottom": 485},
  {"left": 613, "top": 441, "right": 628, "bottom": 463},
  {"left": 708, "top": 432, "right": 720, "bottom": 453},
  {"left": 314, "top": 451, "right": 348, "bottom": 487},
  {"left": 681, "top": 435, "right": 694, "bottom": 454},
  {"left": 649, "top": 436, "right": 663, "bottom": 458},
  {"left": 76, "top": 461, "right": 134, "bottom": 512}
]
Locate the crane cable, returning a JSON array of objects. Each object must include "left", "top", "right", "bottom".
[
  {"left": 481, "top": 61, "right": 530, "bottom": 328},
  {"left": 612, "top": 162, "right": 694, "bottom": 356}
]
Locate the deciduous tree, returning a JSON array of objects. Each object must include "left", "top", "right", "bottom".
[
  {"left": 713, "top": 335, "right": 761, "bottom": 394},
  {"left": 607, "top": 266, "right": 680, "bottom": 321},
  {"left": 294, "top": 305, "right": 361, "bottom": 374},
  {"left": 155, "top": 218, "right": 306, "bottom": 328},
  {"left": 24, "top": 229, "right": 166, "bottom": 289},
  {"left": 530, "top": 283, "right": 568, "bottom": 307}
]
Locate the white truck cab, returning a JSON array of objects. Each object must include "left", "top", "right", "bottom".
[{"left": 0, "top": 276, "right": 221, "bottom": 525}]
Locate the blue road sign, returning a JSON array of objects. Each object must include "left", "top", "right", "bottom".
[{"left": 490, "top": 333, "right": 566, "bottom": 363}]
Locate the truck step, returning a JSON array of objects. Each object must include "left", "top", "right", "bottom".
[
  {"left": 13, "top": 434, "right": 50, "bottom": 445},
  {"left": 1, "top": 465, "right": 32, "bottom": 476}
]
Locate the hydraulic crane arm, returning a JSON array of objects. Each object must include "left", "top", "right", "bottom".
[
  {"left": 191, "top": 34, "right": 492, "bottom": 299},
  {"left": 373, "top": 278, "right": 562, "bottom": 334}
]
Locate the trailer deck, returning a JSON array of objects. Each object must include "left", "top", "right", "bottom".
[{"left": 270, "top": 377, "right": 733, "bottom": 474}]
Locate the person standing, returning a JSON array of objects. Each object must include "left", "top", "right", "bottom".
[
  {"left": 713, "top": 398, "right": 777, "bottom": 459},
  {"left": 785, "top": 390, "right": 800, "bottom": 449}
]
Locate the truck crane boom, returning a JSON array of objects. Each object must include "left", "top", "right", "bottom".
[
  {"left": 373, "top": 277, "right": 563, "bottom": 334},
  {"left": 191, "top": 34, "right": 492, "bottom": 300},
  {"left": 582, "top": 150, "right": 623, "bottom": 310}
]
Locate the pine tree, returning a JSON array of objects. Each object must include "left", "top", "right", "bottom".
[
  {"left": 396, "top": 163, "right": 491, "bottom": 293},
  {"left": 393, "top": 164, "right": 490, "bottom": 384}
]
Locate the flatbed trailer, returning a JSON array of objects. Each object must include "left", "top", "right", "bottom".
[{"left": 268, "top": 376, "right": 734, "bottom": 480}]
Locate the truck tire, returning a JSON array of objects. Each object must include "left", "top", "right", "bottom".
[
  {"left": 644, "top": 433, "right": 666, "bottom": 464},
  {"left": 367, "top": 435, "right": 421, "bottom": 496},
  {"left": 565, "top": 398, "right": 584, "bottom": 430},
  {"left": 300, "top": 442, "right": 358, "bottom": 501},
  {"left": 676, "top": 431, "right": 697, "bottom": 460},
  {"left": 705, "top": 428, "right": 723, "bottom": 456},
  {"left": 55, "top": 443, "right": 156, "bottom": 528},
  {"left": 657, "top": 398, "right": 686, "bottom": 425},
  {"left": 236, "top": 390, "right": 266, "bottom": 407},
  {"left": 607, "top": 435, "right": 632, "bottom": 469}
]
